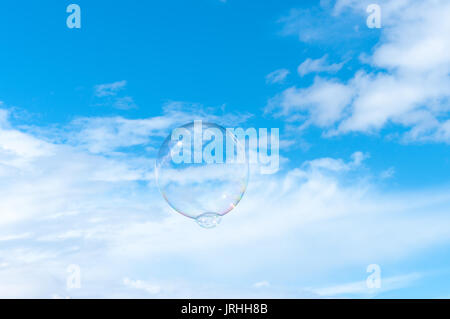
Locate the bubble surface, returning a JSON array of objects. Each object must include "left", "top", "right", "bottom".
[
  {"left": 196, "top": 213, "right": 222, "bottom": 229},
  {"left": 156, "top": 121, "right": 249, "bottom": 228}
]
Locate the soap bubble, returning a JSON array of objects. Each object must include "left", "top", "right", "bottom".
[{"left": 155, "top": 121, "right": 249, "bottom": 228}]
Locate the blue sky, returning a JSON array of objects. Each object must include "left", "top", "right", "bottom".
[{"left": 0, "top": 0, "right": 450, "bottom": 298}]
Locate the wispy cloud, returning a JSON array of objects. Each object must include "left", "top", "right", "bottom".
[
  {"left": 266, "top": 69, "right": 290, "bottom": 84},
  {"left": 94, "top": 80, "right": 127, "bottom": 97},
  {"left": 308, "top": 273, "right": 422, "bottom": 297},
  {"left": 253, "top": 281, "right": 271, "bottom": 289},
  {"left": 1, "top": 106, "right": 450, "bottom": 297},
  {"left": 278, "top": 6, "right": 368, "bottom": 44},
  {"left": 271, "top": 0, "right": 450, "bottom": 142},
  {"left": 93, "top": 81, "right": 138, "bottom": 110},
  {"left": 56, "top": 101, "right": 251, "bottom": 154},
  {"left": 297, "top": 55, "right": 344, "bottom": 76},
  {"left": 123, "top": 278, "right": 161, "bottom": 295},
  {"left": 267, "top": 78, "right": 354, "bottom": 128}
]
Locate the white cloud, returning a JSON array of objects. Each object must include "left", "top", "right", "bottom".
[
  {"left": 332, "top": 0, "right": 365, "bottom": 16},
  {"left": 266, "top": 69, "right": 290, "bottom": 84},
  {"left": 278, "top": 6, "right": 367, "bottom": 44},
  {"left": 279, "top": 8, "right": 328, "bottom": 43},
  {"left": 271, "top": 0, "right": 450, "bottom": 142},
  {"left": 0, "top": 233, "right": 31, "bottom": 242},
  {"left": 297, "top": 55, "right": 344, "bottom": 76},
  {"left": 268, "top": 77, "right": 354, "bottom": 128},
  {"left": 380, "top": 167, "right": 395, "bottom": 180},
  {"left": 123, "top": 278, "right": 161, "bottom": 295},
  {"left": 93, "top": 81, "right": 139, "bottom": 110},
  {"left": 253, "top": 281, "right": 270, "bottom": 289},
  {"left": 304, "top": 151, "right": 368, "bottom": 172},
  {"left": 94, "top": 80, "right": 127, "bottom": 97},
  {"left": 66, "top": 115, "right": 173, "bottom": 154},
  {"left": 309, "top": 273, "right": 422, "bottom": 297},
  {"left": 0, "top": 106, "right": 450, "bottom": 297},
  {"left": 27, "top": 102, "right": 250, "bottom": 154}
]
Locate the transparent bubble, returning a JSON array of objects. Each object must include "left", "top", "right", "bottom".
[{"left": 155, "top": 121, "right": 249, "bottom": 228}]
